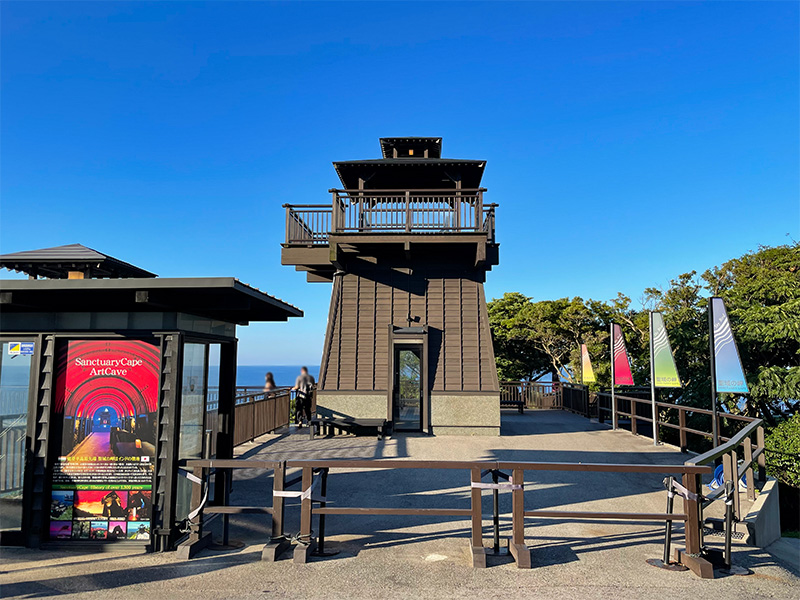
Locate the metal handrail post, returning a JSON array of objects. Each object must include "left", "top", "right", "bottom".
[{"left": 492, "top": 470, "right": 500, "bottom": 553}]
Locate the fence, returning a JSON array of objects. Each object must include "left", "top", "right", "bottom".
[
  {"left": 595, "top": 391, "right": 759, "bottom": 450},
  {"left": 231, "top": 389, "right": 292, "bottom": 446},
  {"left": 499, "top": 381, "right": 561, "bottom": 410},
  {"left": 284, "top": 189, "right": 497, "bottom": 245},
  {"left": 179, "top": 456, "right": 713, "bottom": 576},
  {"left": 561, "top": 383, "right": 593, "bottom": 417},
  {"left": 685, "top": 418, "right": 766, "bottom": 521}
]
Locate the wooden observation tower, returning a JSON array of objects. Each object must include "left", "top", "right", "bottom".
[{"left": 282, "top": 137, "right": 500, "bottom": 434}]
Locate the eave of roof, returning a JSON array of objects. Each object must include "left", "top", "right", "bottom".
[
  {"left": 333, "top": 158, "right": 485, "bottom": 189},
  {"left": 0, "top": 277, "right": 303, "bottom": 325},
  {"left": 0, "top": 243, "right": 157, "bottom": 278}
]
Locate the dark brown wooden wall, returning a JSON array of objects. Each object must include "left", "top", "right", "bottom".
[{"left": 319, "top": 264, "right": 499, "bottom": 393}]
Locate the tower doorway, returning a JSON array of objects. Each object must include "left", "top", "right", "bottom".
[{"left": 392, "top": 346, "right": 422, "bottom": 431}]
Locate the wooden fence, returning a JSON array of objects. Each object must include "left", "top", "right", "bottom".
[
  {"left": 595, "top": 391, "right": 760, "bottom": 450},
  {"left": 499, "top": 381, "right": 561, "bottom": 409},
  {"left": 179, "top": 456, "right": 713, "bottom": 575},
  {"left": 561, "top": 383, "right": 593, "bottom": 417},
  {"left": 231, "top": 389, "right": 292, "bottom": 446}
]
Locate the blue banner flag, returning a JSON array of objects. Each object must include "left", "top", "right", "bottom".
[{"left": 710, "top": 297, "right": 749, "bottom": 394}]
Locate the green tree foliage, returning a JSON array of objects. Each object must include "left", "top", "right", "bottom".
[
  {"left": 488, "top": 243, "right": 800, "bottom": 423},
  {"left": 702, "top": 244, "right": 800, "bottom": 422},
  {"left": 764, "top": 413, "right": 800, "bottom": 487}
]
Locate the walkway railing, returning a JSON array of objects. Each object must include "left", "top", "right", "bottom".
[
  {"left": 562, "top": 383, "right": 593, "bottom": 417},
  {"left": 204, "top": 387, "right": 317, "bottom": 451},
  {"left": 232, "top": 390, "right": 292, "bottom": 446},
  {"left": 179, "top": 456, "right": 713, "bottom": 575},
  {"left": 283, "top": 189, "right": 497, "bottom": 244},
  {"left": 686, "top": 418, "right": 766, "bottom": 521},
  {"left": 500, "top": 381, "right": 561, "bottom": 410},
  {"left": 596, "top": 391, "right": 759, "bottom": 449}
]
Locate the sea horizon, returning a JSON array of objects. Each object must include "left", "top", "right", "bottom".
[{"left": 210, "top": 365, "right": 320, "bottom": 388}]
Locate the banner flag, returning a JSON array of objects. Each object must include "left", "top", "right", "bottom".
[
  {"left": 651, "top": 312, "right": 682, "bottom": 388},
  {"left": 710, "top": 297, "right": 749, "bottom": 394},
  {"left": 612, "top": 324, "right": 634, "bottom": 386},
  {"left": 580, "top": 344, "right": 596, "bottom": 384}
]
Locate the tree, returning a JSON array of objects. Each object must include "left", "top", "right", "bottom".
[
  {"left": 703, "top": 244, "right": 800, "bottom": 422},
  {"left": 489, "top": 243, "right": 800, "bottom": 426}
]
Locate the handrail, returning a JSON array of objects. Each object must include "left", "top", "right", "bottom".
[
  {"left": 329, "top": 187, "right": 488, "bottom": 194},
  {"left": 287, "top": 457, "right": 712, "bottom": 572},
  {"left": 283, "top": 189, "right": 497, "bottom": 244},
  {"left": 686, "top": 418, "right": 764, "bottom": 466},
  {"left": 177, "top": 459, "right": 289, "bottom": 560}
]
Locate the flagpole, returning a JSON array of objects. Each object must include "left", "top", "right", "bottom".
[
  {"left": 610, "top": 322, "right": 617, "bottom": 430},
  {"left": 709, "top": 299, "right": 718, "bottom": 448},
  {"left": 649, "top": 311, "right": 658, "bottom": 446}
]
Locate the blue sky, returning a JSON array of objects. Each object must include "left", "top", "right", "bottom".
[{"left": 2, "top": 1, "right": 798, "bottom": 365}]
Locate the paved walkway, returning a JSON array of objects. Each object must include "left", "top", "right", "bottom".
[{"left": 2, "top": 410, "right": 798, "bottom": 599}]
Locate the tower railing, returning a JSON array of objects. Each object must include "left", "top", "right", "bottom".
[{"left": 283, "top": 189, "right": 495, "bottom": 245}]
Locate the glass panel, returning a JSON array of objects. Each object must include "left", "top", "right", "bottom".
[
  {"left": 205, "top": 345, "right": 220, "bottom": 459},
  {"left": 0, "top": 341, "right": 33, "bottom": 532},
  {"left": 395, "top": 349, "right": 421, "bottom": 430},
  {"left": 175, "top": 343, "right": 207, "bottom": 523}
]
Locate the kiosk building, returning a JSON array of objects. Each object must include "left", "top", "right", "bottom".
[{"left": 0, "top": 244, "right": 301, "bottom": 549}]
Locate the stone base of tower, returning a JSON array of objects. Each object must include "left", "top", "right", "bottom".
[
  {"left": 429, "top": 394, "right": 500, "bottom": 436},
  {"left": 314, "top": 392, "right": 500, "bottom": 436},
  {"left": 315, "top": 393, "right": 387, "bottom": 421}
]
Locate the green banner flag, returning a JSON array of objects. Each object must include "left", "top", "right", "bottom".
[{"left": 651, "top": 312, "right": 681, "bottom": 388}]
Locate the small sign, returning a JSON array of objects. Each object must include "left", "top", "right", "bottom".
[{"left": 8, "top": 342, "right": 34, "bottom": 356}]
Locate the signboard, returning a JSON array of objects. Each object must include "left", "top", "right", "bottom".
[
  {"left": 8, "top": 342, "right": 34, "bottom": 356},
  {"left": 50, "top": 340, "right": 160, "bottom": 542}
]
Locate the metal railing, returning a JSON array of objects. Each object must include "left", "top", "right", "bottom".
[{"left": 283, "top": 189, "right": 496, "bottom": 244}]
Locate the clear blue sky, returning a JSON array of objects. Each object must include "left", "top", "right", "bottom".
[{"left": 2, "top": 2, "right": 798, "bottom": 365}]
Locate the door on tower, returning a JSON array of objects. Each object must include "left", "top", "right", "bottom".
[{"left": 392, "top": 346, "right": 422, "bottom": 431}]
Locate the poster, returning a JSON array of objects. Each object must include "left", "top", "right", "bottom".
[{"left": 50, "top": 340, "right": 160, "bottom": 542}]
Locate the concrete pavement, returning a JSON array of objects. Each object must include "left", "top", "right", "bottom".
[{"left": 2, "top": 410, "right": 798, "bottom": 599}]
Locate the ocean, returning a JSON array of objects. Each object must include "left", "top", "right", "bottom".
[{"left": 210, "top": 365, "right": 320, "bottom": 388}]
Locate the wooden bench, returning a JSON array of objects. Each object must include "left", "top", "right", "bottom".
[{"left": 309, "top": 417, "right": 390, "bottom": 440}]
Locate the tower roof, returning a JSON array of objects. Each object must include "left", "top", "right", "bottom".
[{"left": 333, "top": 137, "right": 486, "bottom": 190}]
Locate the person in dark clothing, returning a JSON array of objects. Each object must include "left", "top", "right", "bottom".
[{"left": 291, "top": 366, "right": 315, "bottom": 426}]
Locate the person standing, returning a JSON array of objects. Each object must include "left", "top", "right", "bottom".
[
  {"left": 264, "top": 372, "right": 277, "bottom": 392},
  {"left": 291, "top": 366, "right": 315, "bottom": 426}
]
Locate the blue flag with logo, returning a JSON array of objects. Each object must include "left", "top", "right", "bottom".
[{"left": 710, "top": 297, "right": 749, "bottom": 394}]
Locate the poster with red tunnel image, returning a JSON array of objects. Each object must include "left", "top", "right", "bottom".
[{"left": 50, "top": 340, "right": 159, "bottom": 542}]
